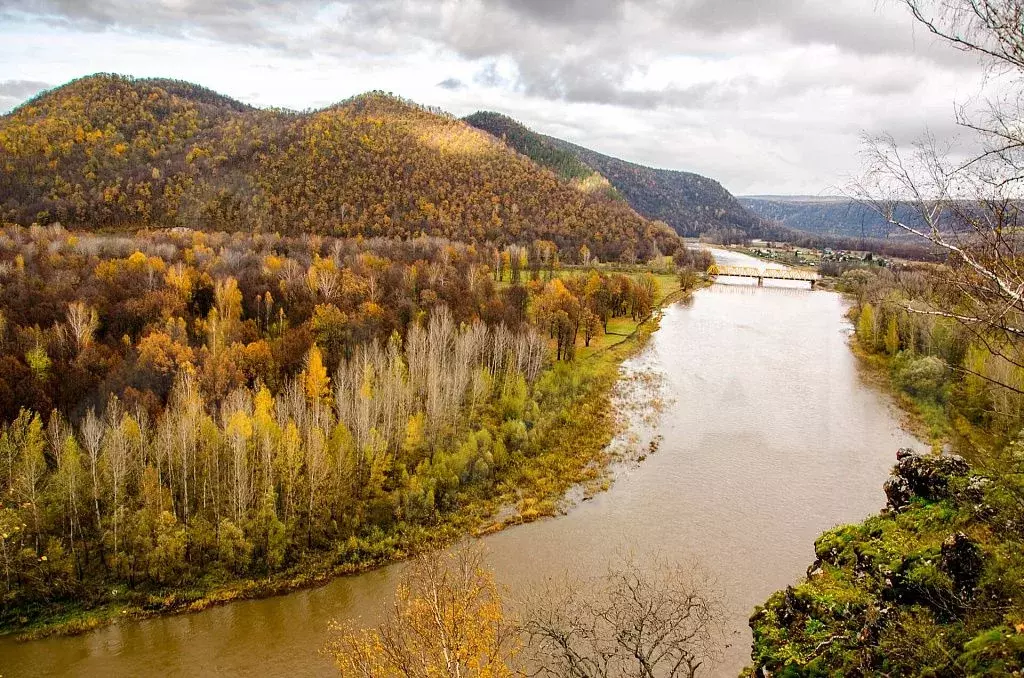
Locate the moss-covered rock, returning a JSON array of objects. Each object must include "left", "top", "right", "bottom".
[
  {"left": 746, "top": 448, "right": 1024, "bottom": 677},
  {"left": 884, "top": 447, "right": 969, "bottom": 511}
]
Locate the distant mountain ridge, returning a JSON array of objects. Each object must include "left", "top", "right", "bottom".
[
  {"left": 740, "top": 196, "right": 910, "bottom": 239},
  {"left": 464, "top": 111, "right": 780, "bottom": 239},
  {"left": 0, "top": 74, "right": 678, "bottom": 261}
]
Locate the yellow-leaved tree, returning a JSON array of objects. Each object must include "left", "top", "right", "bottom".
[
  {"left": 327, "top": 547, "right": 519, "bottom": 678},
  {"left": 304, "top": 344, "right": 331, "bottom": 404}
]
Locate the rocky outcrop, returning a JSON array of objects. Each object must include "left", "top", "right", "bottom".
[
  {"left": 743, "top": 447, "right": 1015, "bottom": 677},
  {"left": 883, "top": 447, "right": 969, "bottom": 511}
]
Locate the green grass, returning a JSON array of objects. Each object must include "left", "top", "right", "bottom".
[
  {"left": 746, "top": 486, "right": 1024, "bottom": 676},
  {"left": 571, "top": 272, "right": 684, "bottom": 362},
  {"left": 496, "top": 268, "right": 685, "bottom": 362}
]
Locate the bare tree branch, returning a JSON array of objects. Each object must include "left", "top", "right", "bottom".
[{"left": 520, "top": 556, "right": 722, "bottom": 678}]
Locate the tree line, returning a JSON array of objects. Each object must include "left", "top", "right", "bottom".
[
  {"left": 0, "top": 222, "right": 689, "bottom": 627},
  {"left": 0, "top": 310, "right": 543, "bottom": 598}
]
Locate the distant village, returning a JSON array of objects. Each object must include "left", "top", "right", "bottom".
[{"left": 745, "top": 239, "right": 889, "bottom": 269}]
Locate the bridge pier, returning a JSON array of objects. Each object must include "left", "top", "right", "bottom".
[{"left": 757, "top": 276, "right": 763, "bottom": 287}]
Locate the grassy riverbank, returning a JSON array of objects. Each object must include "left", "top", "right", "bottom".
[
  {"left": 847, "top": 319, "right": 950, "bottom": 451},
  {"left": 5, "top": 275, "right": 689, "bottom": 642}
]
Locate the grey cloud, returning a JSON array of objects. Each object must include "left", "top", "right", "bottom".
[
  {"left": 670, "top": 0, "right": 907, "bottom": 49},
  {"left": 855, "top": 113, "right": 968, "bottom": 149},
  {"left": 0, "top": 96, "right": 22, "bottom": 113},
  {"left": 436, "top": 77, "right": 465, "bottom": 90},
  {"left": 0, "top": 80, "right": 52, "bottom": 113},
  {"left": 0, "top": 79, "right": 51, "bottom": 97},
  {"left": 489, "top": 0, "right": 626, "bottom": 26},
  {"left": 469, "top": 0, "right": 977, "bottom": 107},
  {"left": 504, "top": 54, "right": 924, "bottom": 112},
  {"left": 1, "top": 0, "right": 975, "bottom": 62},
  {"left": 473, "top": 63, "right": 510, "bottom": 88},
  {"left": 1, "top": 0, "right": 308, "bottom": 48},
  {"left": 426, "top": 0, "right": 972, "bottom": 111},
  {"left": 0, "top": 0, "right": 979, "bottom": 116},
  {"left": 0, "top": 0, "right": 992, "bottom": 193}
]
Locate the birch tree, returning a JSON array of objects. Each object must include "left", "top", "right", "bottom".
[
  {"left": 855, "top": 0, "right": 1024, "bottom": 394},
  {"left": 66, "top": 301, "right": 98, "bottom": 353}
]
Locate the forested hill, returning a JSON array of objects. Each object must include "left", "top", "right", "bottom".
[
  {"left": 462, "top": 112, "right": 623, "bottom": 202},
  {"left": 465, "top": 111, "right": 775, "bottom": 239},
  {"left": 0, "top": 74, "right": 678, "bottom": 261}
]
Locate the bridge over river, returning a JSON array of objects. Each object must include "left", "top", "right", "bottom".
[{"left": 708, "top": 264, "right": 821, "bottom": 288}]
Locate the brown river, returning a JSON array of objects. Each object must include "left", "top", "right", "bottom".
[{"left": 0, "top": 248, "right": 922, "bottom": 677}]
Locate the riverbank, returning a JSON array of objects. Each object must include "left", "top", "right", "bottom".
[
  {"left": 1, "top": 249, "right": 929, "bottom": 676},
  {"left": 848, "top": 335, "right": 950, "bottom": 451},
  {"left": 745, "top": 276, "right": 1024, "bottom": 676},
  {"left": 4, "top": 274, "right": 691, "bottom": 643}
]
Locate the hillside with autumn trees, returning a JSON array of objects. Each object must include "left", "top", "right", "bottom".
[
  {"left": 464, "top": 111, "right": 781, "bottom": 241},
  {"left": 0, "top": 75, "right": 678, "bottom": 261},
  {"left": 462, "top": 112, "right": 624, "bottom": 201}
]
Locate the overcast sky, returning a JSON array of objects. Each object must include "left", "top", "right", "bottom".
[{"left": 0, "top": 0, "right": 992, "bottom": 195}]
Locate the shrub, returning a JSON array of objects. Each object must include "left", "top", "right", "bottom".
[{"left": 894, "top": 355, "right": 947, "bottom": 400}]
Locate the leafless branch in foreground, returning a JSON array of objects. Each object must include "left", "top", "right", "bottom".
[{"left": 519, "top": 556, "right": 723, "bottom": 678}]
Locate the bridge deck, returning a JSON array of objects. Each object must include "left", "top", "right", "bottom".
[{"left": 708, "top": 265, "right": 820, "bottom": 282}]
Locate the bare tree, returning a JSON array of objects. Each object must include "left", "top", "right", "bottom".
[
  {"left": 335, "top": 306, "right": 545, "bottom": 457},
  {"left": 66, "top": 301, "right": 99, "bottom": 353},
  {"left": 103, "top": 399, "right": 130, "bottom": 559},
  {"left": 520, "top": 557, "right": 722, "bottom": 678},
  {"left": 79, "top": 408, "right": 105, "bottom": 534},
  {"left": 853, "top": 0, "right": 1024, "bottom": 394},
  {"left": 904, "top": 1, "right": 1024, "bottom": 72}
]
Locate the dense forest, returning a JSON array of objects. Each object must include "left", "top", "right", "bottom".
[
  {"left": 463, "top": 111, "right": 775, "bottom": 240},
  {"left": 462, "top": 112, "right": 624, "bottom": 201},
  {"left": 0, "top": 222, "right": 687, "bottom": 633},
  {"left": 0, "top": 75, "right": 678, "bottom": 261}
]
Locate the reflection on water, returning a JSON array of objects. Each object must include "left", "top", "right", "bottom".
[
  {"left": 0, "top": 249, "right": 921, "bottom": 678},
  {"left": 708, "top": 282, "right": 821, "bottom": 297}
]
